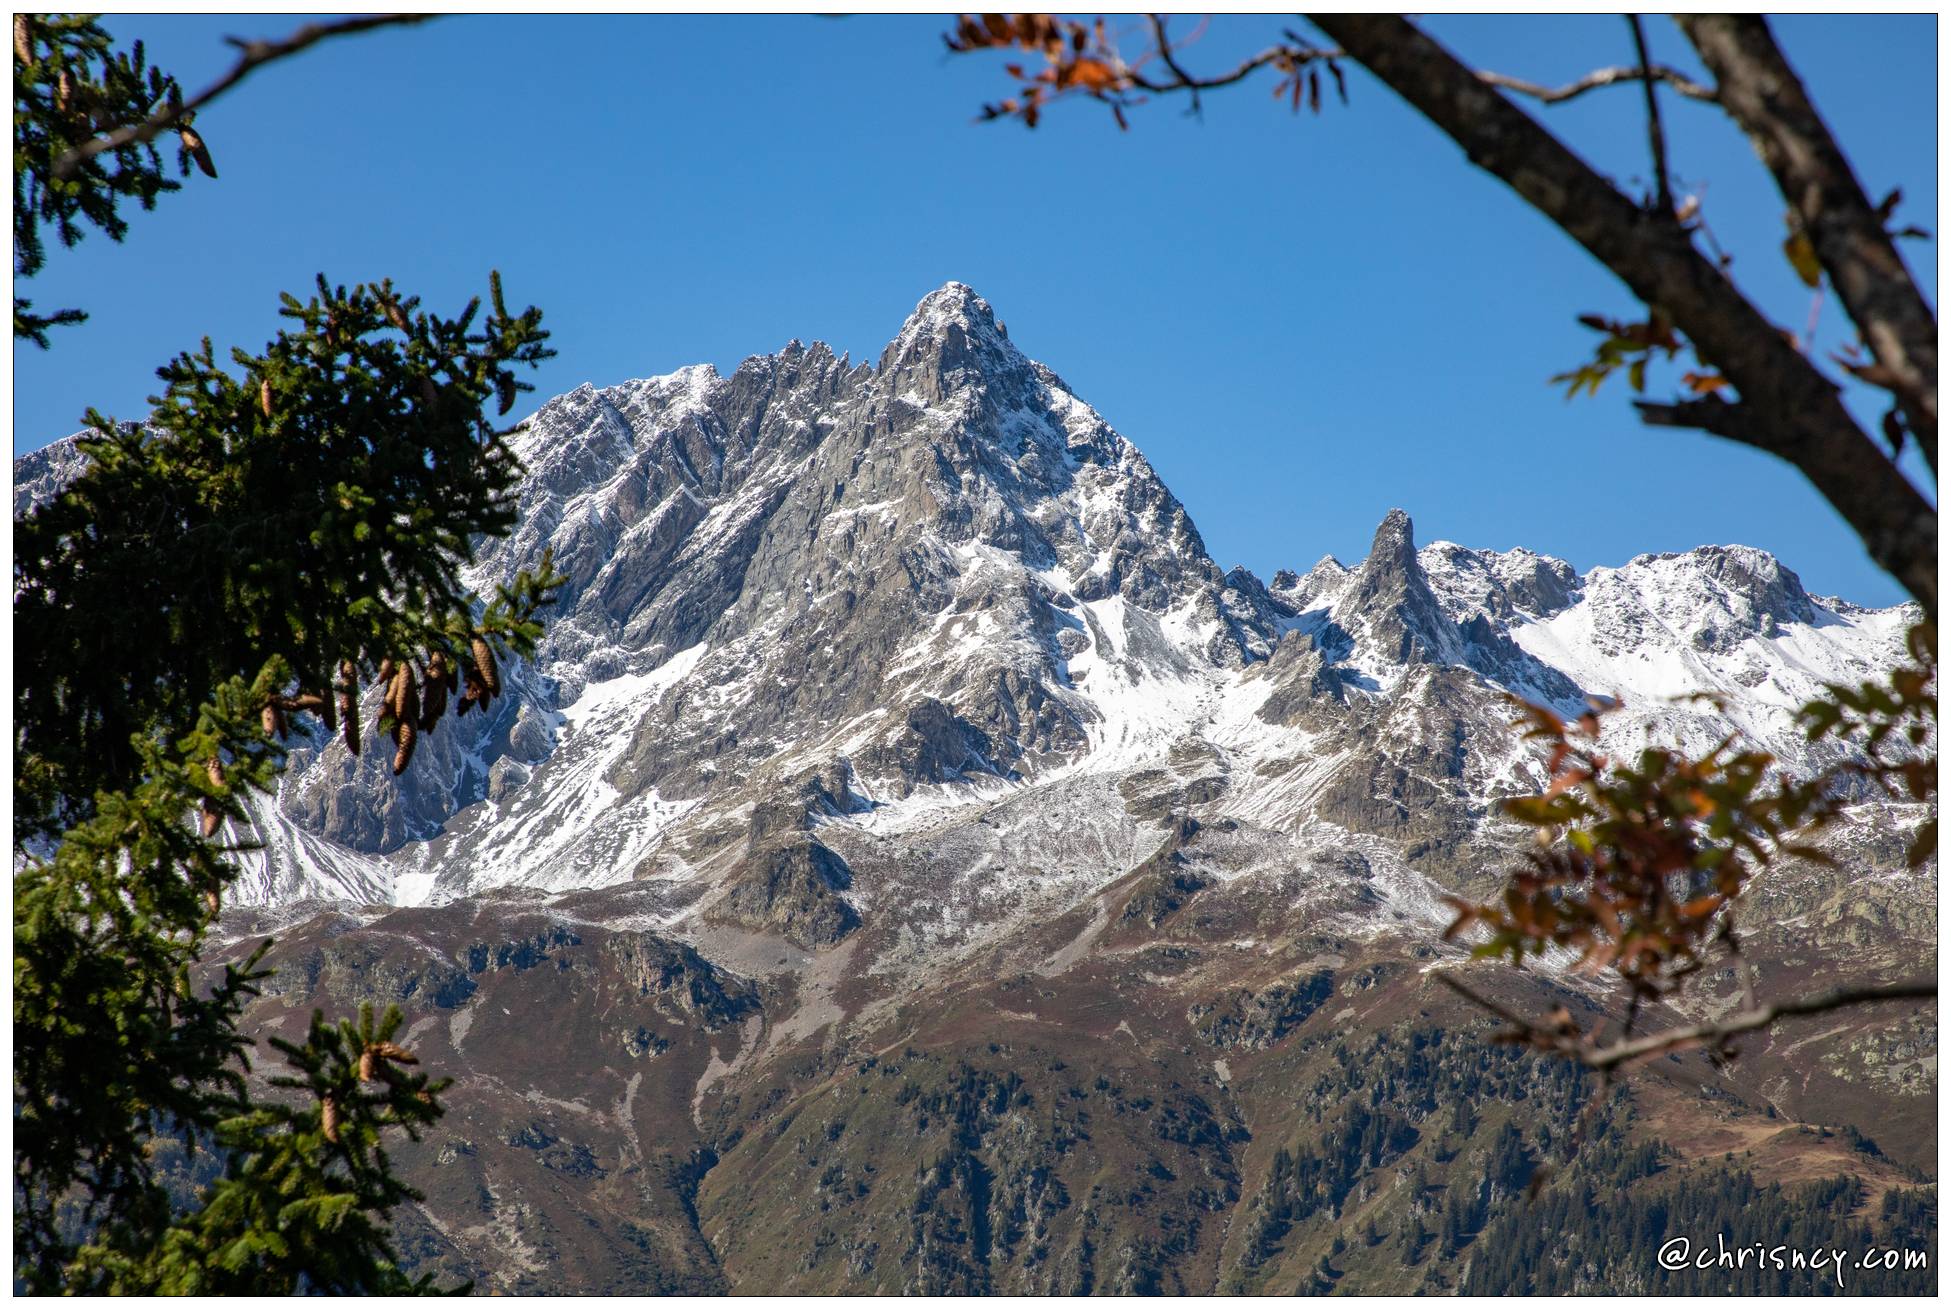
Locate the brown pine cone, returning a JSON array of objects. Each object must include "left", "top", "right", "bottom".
[
  {"left": 199, "top": 758, "right": 225, "bottom": 838},
  {"left": 179, "top": 125, "right": 216, "bottom": 178},
  {"left": 392, "top": 719, "right": 417, "bottom": 775},
  {"left": 419, "top": 669, "right": 448, "bottom": 732},
  {"left": 337, "top": 660, "right": 361, "bottom": 756},
  {"left": 469, "top": 636, "right": 500, "bottom": 699},
  {"left": 259, "top": 377, "right": 272, "bottom": 419},
  {"left": 321, "top": 1094, "right": 341, "bottom": 1144},
  {"left": 392, "top": 664, "right": 419, "bottom": 732}
]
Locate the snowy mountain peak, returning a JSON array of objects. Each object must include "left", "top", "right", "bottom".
[
  {"left": 897, "top": 279, "right": 1003, "bottom": 339},
  {"left": 1418, "top": 540, "right": 1582, "bottom": 625},
  {"left": 1615, "top": 543, "right": 1820, "bottom": 632},
  {"left": 13, "top": 286, "right": 1922, "bottom": 918},
  {"left": 878, "top": 281, "right": 1027, "bottom": 397}
]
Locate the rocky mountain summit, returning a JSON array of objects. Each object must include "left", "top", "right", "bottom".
[
  {"left": 24, "top": 282, "right": 1910, "bottom": 916},
  {"left": 18, "top": 284, "right": 1934, "bottom": 1293}
]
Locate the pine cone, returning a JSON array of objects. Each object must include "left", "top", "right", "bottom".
[
  {"left": 289, "top": 691, "right": 330, "bottom": 730},
  {"left": 358, "top": 1049, "right": 376, "bottom": 1083},
  {"left": 419, "top": 652, "right": 448, "bottom": 734},
  {"left": 321, "top": 1094, "right": 341, "bottom": 1144},
  {"left": 14, "top": 15, "right": 30, "bottom": 66},
  {"left": 199, "top": 758, "right": 225, "bottom": 838},
  {"left": 259, "top": 378, "right": 272, "bottom": 419},
  {"left": 392, "top": 719, "right": 417, "bottom": 775},
  {"left": 469, "top": 636, "right": 500, "bottom": 699},
  {"left": 203, "top": 888, "right": 221, "bottom": 917},
  {"left": 392, "top": 663, "right": 419, "bottom": 731},
  {"left": 377, "top": 657, "right": 396, "bottom": 687},
  {"left": 384, "top": 299, "right": 410, "bottom": 334},
  {"left": 261, "top": 699, "right": 287, "bottom": 740},
  {"left": 179, "top": 125, "right": 216, "bottom": 178},
  {"left": 336, "top": 661, "right": 361, "bottom": 755},
  {"left": 419, "top": 667, "right": 448, "bottom": 732},
  {"left": 419, "top": 376, "right": 437, "bottom": 407},
  {"left": 370, "top": 1041, "right": 419, "bottom": 1065}
]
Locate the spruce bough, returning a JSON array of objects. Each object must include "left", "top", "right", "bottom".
[{"left": 14, "top": 270, "right": 565, "bottom": 1293}]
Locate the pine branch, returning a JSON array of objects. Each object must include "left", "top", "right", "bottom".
[{"left": 51, "top": 14, "right": 435, "bottom": 181}]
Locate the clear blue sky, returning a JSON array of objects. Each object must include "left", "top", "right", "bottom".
[{"left": 12, "top": 13, "right": 1937, "bottom": 606}]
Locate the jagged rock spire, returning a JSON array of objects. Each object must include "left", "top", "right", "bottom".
[{"left": 1345, "top": 509, "right": 1464, "bottom": 666}]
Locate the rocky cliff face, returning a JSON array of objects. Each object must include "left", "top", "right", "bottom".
[{"left": 18, "top": 284, "right": 1935, "bottom": 1293}]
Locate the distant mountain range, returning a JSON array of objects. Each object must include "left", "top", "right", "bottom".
[{"left": 16, "top": 284, "right": 1934, "bottom": 1294}]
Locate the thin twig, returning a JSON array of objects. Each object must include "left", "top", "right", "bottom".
[
  {"left": 1436, "top": 971, "right": 1934, "bottom": 1073},
  {"left": 1476, "top": 62, "right": 1716, "bottom": 105},
  {"left": 1589, "top": 982, "right": 1936, "bottom": 1069},
  {"left": 1627, "top": 15, "right": 1674, "bottom": 215},
  {"left": 52, "top": 14, "right": 434, "bottom": 181},
  {"left": 1124, "top": 37, "right": 1342, "bottom": 96},
  {"left": 1144, "top": 14, "right": 1203, "bottom": 114}
]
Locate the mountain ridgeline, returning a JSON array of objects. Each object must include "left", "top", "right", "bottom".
[{"left": 16, "top": 284, "right": 1935, "bottom": 1293}]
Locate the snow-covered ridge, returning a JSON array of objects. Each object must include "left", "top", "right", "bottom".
[{"left": 14, "top": 282, "right": 1923, "bottom": 926}]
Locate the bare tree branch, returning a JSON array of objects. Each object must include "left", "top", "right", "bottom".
[
  {"left": 1307, "top": 13, "right": 1937, "bottom": 620},
  {"left": 1124, "top": 21, "right": 1342, "bottom": 99},
  {"left": 1633, "top": 394, "right": 1755, "bottom": 444},
  {"left": 1435, "top": 972, "right": 1935, "bottom": 1072},
  {"left": 1476, "top": 61, "right": 1716, "bottom": 106},
  {"left": 1141, "top": 14, "right": 1205, "bottom": 111},
  {"left": 1626, "top": 15, "right": 1673, "bottom": 215},
  {"left": 51, "top": 14, "right": 435, "bottom": 182},
  {"left": 1678, "top": 15, "right": 1937, "bottom": 475}
]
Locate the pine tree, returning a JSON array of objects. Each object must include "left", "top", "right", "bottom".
[
  {"left": 14, "top": 266, "right": 562, "bottom": 1291},
  {"left": 12, "top": 14, "right": 201, "bottom": 344},
  {"left": 13, "top": 18, "right": 563, "bottom": 1293}
]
